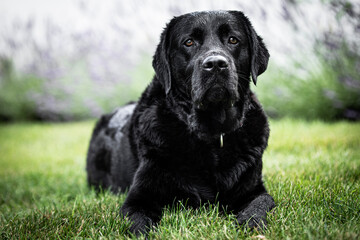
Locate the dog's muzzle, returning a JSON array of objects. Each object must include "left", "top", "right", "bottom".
[{"left": 194, "top": 54, "right": 237, "bottom": 110}]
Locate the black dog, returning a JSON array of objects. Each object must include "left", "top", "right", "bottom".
[{"left": 87, "top": 10, "right": 275, "bottom": 235}]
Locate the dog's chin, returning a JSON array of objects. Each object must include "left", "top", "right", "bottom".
[{"left": 187, "top": 104, "right": 243, "bottom": 142}]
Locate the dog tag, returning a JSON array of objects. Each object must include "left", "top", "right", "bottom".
[{"left": 220, "top": 133, "right": 224, "bottom": 148}]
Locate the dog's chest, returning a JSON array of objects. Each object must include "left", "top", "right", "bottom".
[
  {"left": 189, "top": 139, "right": 236, "bottom": 166},
  {"left": 177, "top": 149, "right": 242, "bottom": 205}
]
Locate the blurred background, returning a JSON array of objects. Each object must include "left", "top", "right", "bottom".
[{"left": 0, "top": 0, "right": 359, "bottom": 122}]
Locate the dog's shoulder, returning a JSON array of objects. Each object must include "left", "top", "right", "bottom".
[
  {"left": 246, "top": 91, "right": 267, "bottom": 120},
  {"left": 241, "top": 91, "right": 269, "bottom": 148}
]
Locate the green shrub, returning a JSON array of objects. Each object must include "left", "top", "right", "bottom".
[
  {"left": 255, "top": 55, "right": 360, "bottom": 120},
  {"left": 0, "top": 57, "right": 150, "bottom": 121},
  {"left": 0, "top": 58, "right": 42, "bottom": 121}
]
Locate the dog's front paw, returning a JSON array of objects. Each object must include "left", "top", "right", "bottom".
[
  {"left": 236, "top": 193, "right": 275, "bottom": 230},
  {"left": 120, "top": 207, "right": 156, "bottom": 236},
  {"left": 128, "top": 214, "right": 154, "bottom": 236},
  {"left": 237, "top": 211, "right": 267, "bottom": 230}
]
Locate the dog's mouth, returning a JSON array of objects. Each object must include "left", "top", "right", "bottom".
[{"left": 194, "top": 84, "right": 237, "bottom": 111}]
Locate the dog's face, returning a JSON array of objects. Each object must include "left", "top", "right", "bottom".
[{"left": 153, "top": 11, "right": 269, "bottom": 140}]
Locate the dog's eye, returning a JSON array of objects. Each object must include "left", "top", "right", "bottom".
[
  {"left": 228, "top": 37, "right": 239, "bottom": 44},
  {"left": 184, "top": 39, "right": 194, "bottom": 47}
]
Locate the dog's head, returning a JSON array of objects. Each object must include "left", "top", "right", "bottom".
[{"left": 153, "top": 11, "right": 269, "bottom": 140}]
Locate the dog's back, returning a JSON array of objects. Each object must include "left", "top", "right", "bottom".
[{"left": 86, "top": 103, "right": 137, "bottom": 192}]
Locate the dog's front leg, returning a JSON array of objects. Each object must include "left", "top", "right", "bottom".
[
  {"left": 236, "top": 192, "right": 275, "bottom": 229},
  {"left": 120, "top": 184, "right": 163, "bottom": 236},
  {"left": 119, "top": 162, "right": 169, "bottom": 236}
]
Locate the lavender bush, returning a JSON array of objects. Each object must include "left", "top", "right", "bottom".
[
  {"left": 0, "top": 0, "right": 359, "bottom": 121},
  {"left": 0, "top": 12, "right": 142, "bottom": 121}
]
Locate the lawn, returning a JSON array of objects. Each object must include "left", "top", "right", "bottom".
[{"left": 0, "top": 119, "right": 359, "bottom": 239}]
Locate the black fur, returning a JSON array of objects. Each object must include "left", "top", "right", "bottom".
[{"left": 86, "top": 10, "right": 275, "bottom": 235}]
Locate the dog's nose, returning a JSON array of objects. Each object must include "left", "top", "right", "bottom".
[{"left": 202, "top": 55, "right": 228, "bottom": 71}]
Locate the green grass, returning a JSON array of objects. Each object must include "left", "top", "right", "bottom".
[{"left": 0, "top": 119, "right": 359, "bottom": 239}]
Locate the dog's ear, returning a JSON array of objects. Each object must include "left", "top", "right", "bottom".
[
  {"left": 248, "top": 31, "right": 270, "bottom": 85},
  {"left": 152, "top": 19, "right": 174, "bottom": 95},
  {"left": 230, "top": 11, "right": 269, "bottom": 85}
]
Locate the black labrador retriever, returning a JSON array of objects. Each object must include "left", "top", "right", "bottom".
[{"left": 87, "top": 10, "right": 275, "bottom": 235}]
